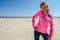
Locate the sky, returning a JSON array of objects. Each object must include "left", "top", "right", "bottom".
[{"left": 0, "top": 0, "right": 60, "bottom": 17}]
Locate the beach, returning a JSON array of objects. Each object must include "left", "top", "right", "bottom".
[{"left": 0, "top": 18, "right": 60, "bottom": 40}]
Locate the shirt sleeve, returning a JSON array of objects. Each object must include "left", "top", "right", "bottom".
[
  {"left": 32, "top": 11, "right": 40, "bottom": 27},
  {"left": 49, "top": 16, "right": 54, "bottom": 38}
]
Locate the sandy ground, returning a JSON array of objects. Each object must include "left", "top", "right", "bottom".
[{"left": 0, "top": 18, "right": 60, "bottom": 40}]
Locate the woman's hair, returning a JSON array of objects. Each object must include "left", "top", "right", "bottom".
[
  {"left": 40, "top": 2, "right": 46, "bottom": 8},
  {"left": 40, "top": 2, "right": 49, "bottom": 14}
]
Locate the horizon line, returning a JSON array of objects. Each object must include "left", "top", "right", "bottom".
[{"left": 0, "top": 16, "right": 60, "bottom": 18}]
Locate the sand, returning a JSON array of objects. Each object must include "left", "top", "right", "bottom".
[{"left": 0, "top": 18, "right": 60, "bottom": 40}]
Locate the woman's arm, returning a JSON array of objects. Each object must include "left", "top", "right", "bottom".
[
  {"left": 32, "top": 11, "right": 40, "bottom": 27},
  {"left": 49, "top": 15, "right": 54, "bottom": 38}
]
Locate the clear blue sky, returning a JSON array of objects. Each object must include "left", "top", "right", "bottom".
[{"left": 0, "top": 0, "right": 60, "bottom": 17}]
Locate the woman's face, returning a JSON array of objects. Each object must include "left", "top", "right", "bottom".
[{"left": 41, "top": 3, "right": 49, "bottom": 14}]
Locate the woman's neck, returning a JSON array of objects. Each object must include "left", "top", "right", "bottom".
[
  {"left": 43, "top": 10, "right": 48, "bottom": 15},
  {"left": 41, "top": 10, "right": 49, "bottom": 16}
]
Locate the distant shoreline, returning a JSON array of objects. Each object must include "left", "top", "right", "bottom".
[{"left": 0, "top": 16, "right": 60, "bottom": 18}]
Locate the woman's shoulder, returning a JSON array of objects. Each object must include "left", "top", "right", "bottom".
[{"left": 36, "top": 10, "right": 42, "bottom": 15}]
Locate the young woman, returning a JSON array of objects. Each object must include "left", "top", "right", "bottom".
[{"left": 32, "top": 2, "right": 53, "bottom": 40}]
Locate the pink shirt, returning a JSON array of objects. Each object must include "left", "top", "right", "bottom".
[{"left": 32, "top": 10, "right": 53, "bottom": 38}]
